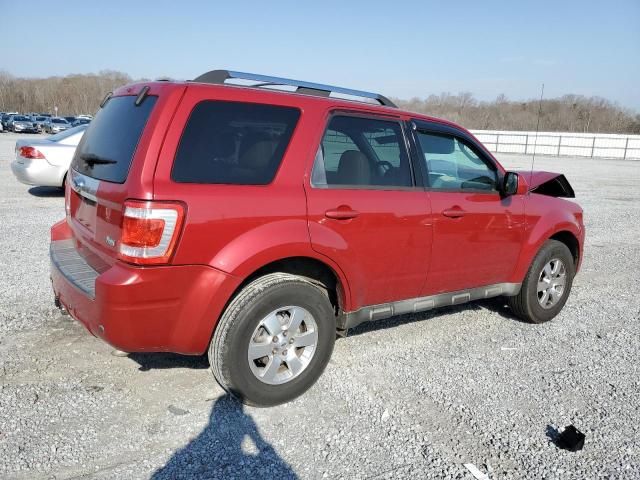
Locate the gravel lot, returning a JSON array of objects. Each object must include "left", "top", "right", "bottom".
[{"left": 0, "top": 131, "right": 638, "bottom": 480}]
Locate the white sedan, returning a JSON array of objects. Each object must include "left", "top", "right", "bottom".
[{"left": 11, "top": 125, "right": 88, "bottom": 188}]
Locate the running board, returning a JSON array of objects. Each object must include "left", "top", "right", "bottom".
[{"left": 338, "top": 282, "right": 521, "bottom": 330}]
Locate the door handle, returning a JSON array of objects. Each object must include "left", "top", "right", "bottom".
[
  {"left": 325, "top": 208, "right": 360, "bottom": 220},
  {"left": 442, "top": 207, "right": 466, "bottom": 218}
]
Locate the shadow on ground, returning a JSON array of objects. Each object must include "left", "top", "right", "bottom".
[
  {"left": 28, "top": 186, "right": 64, "bottom": 197},
  {"left": 128, "top": 300, "right": 526, "bottom": 371},
  {"left": 127, "top": 352, "right": 209, "bottom": 371},
  {"left": 152, "top": 394, "right": 297, "bottom": 479}
]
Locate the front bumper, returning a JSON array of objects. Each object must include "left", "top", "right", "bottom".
[
  {"left": 50, "top": 236, "right": 241, "bottom": 355},
  {"left": 13, "top": 126, "right": 38, "bottom": 133},
  {"left": 11, "top": 158, "right": 66, "bottom": 187}
]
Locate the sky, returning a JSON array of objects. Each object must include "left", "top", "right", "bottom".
[{"left": 1, "top": 0, "right": 639, "bottom": 110}]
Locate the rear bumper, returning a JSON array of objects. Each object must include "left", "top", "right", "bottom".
[
  {"left": 50, "top": 238, "right": 241, "bottom": 355},
  {"left": 11, "top": 158, "right": 65, "bottom": 187}
]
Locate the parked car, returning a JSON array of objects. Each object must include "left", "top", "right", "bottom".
[
  {"left": 50, "top": 70, "right": 585, "bottom": 406},
  {"left": 11, "top": 124, "right": 87, "bottom": 187},
  {"left": 45, "top": 117, "right": 71, "bottom": 133},
  {"left": 31, "top": 116, "right": 50, "bottom": 133},
  {"left": 64, "top": 116, "right": 77, "bottom": 124},
  {"left": 71, "top": 117, "right": 91, "bottom": 127},
  {"left": 1, "top": 112, "right": 19, "bottom": 130},
  {"left": 7, "top": 115, "right": 38, "bottom": 133}
]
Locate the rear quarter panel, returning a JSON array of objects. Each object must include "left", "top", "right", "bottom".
[
  {"left": 40, "top": 143, "right": 76, "bottom": 167},
  {"left": 152, "top": 85, "right": 353, "bottom": 308}
]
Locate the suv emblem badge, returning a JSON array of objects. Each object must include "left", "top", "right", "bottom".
[{"left": 105, "top": 236, "right": 116, "bottom": 247}]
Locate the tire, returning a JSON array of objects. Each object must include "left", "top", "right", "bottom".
[
  {"left": 507, "top": 239, "right": 575, "bottom": 323},
  {"left": 209, "top": 273, "right": 336, "bottom": 407}
]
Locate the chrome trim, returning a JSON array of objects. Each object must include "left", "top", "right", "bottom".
[
  {"left": 50, "top": 239, "right": 98, "bottom": 299},
  {"left": 69, "top": 169, "right": 100, "bottom": 202},
  {"left": 339, "top": 282, "right": 521, "bottom": 330}
]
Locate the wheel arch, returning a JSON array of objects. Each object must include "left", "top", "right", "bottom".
[
  {"left": 510, "top": 219, "right": 582, "bottom": 284},
  {"left": 549, "top": 230, "right": 580, "bottom": 268},
  {"left": 238, "top": 256, "right": 347, "bottom": 315},
  {"left": 205, "top": 254, "right": 351, "bottom": 350}
]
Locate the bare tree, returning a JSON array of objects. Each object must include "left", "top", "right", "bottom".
[
  {"left": 395, "top": 93, "right": 640, "bottom": 134},
  {"left": 0, "top": 71, "right": 132, "bottom": 115}
]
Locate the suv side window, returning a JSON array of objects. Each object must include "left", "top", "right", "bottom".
[
  {"left": 416, "top": 131, "right": 497, "bottom": 191},
  {"left": 311, "top": 115, "right": 412, "bottom": 188},
  {"left": 172, "top": 101, "right": 300, "bottom": 185}
]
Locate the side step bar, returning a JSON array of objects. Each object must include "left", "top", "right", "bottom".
[{"left": 338, "top": 283, "right": 521, "bottom": 330}]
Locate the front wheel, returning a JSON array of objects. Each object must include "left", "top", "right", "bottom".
[
  {"left": 507, "top": 239, "right": 575, "bottom": 323},
  {"left": 209, "top": 273, "right": 336, "bottom": 406}
]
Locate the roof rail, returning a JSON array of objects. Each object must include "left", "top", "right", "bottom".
[{"left": 192, "top": 70, "right": 397, "bottom": 108}]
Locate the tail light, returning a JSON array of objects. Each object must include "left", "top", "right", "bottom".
[
  {"left": 19, "top": 146, "right": 45, "bottom": 159},
  {"left": 118, "top": 200, "right": 185, "bottom": 265}
]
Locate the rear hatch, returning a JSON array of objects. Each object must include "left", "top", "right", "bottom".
[{"left": 66, "top": 86, "right": 165, "bottom": 272}]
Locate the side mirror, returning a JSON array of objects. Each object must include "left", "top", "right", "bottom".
[{"left": 502, "top": 171, "right": 519, "bottom": 196}]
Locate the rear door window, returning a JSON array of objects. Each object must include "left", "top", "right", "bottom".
[
  {"left": 171, "top": 101, "right": 300, "bottom": 185},
  {"left": 311, "top": 115, "right": 413, "bottom": 188},
  {"left": 72, "top": 95, "right": 157, "bottom": 183}
]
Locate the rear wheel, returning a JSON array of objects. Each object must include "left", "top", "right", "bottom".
[
  {"left": 507, "top": 239, "right": 575, "bottom": 323},
  {"left": 209, "top": 273, "right": 336, "bottom": 406}
]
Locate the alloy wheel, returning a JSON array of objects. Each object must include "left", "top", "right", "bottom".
[
  {"left": 247, "top": 306, "right": 318, "bottom": 385},
  {"left": 537, "top": 258, "right": 567, "bottom": 309}
]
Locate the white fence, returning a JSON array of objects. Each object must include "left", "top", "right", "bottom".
[{"left": 470, "top": 130, "right": 640, "bottom": 160}]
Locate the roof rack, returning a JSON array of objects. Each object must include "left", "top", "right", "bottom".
[{"left": 192, "top": 70, "right": 397, "bottom": 108}]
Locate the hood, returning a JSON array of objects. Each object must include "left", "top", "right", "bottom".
[{"left": 516, "top": 170, "right": 575, "bottom": 198}]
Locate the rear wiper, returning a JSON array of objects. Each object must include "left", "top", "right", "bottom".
[{"left": 80, "top": 153, "right": 117, "bottom": 165}]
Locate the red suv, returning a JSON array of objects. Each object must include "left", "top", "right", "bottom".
[{"left": 50, "top": 70, "right": 584, "bottom": 406}]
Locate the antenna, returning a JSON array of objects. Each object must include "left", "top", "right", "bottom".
[{"left": 529, "top": 83, "right": 545, "bottom": 184}]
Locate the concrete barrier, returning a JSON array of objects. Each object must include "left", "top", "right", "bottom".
[{"left": 470, "top": 130, "right": 640, "bottom": 160}]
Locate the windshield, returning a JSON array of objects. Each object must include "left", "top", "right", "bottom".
[
  {"left": 52, "top": 118, "right": 68, "bottom": 124},
  {"left": 14, "top": 116, "right": 29, "bottom": 121}
]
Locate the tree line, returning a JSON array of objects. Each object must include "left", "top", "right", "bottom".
[
  {"left": 1, "top": 70, "right": 638, "bottom": 134},
  {"left": 395, "top": 93, "right": 640, "bottom": 134},
  {"left": 0, "top": 70, "right": 134, "bottom": 117}
]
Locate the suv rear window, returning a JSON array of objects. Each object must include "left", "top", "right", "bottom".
[
  {"left": 72, "top": 95, "right": 157, "bottom": 183},
  {"left": 171, "top": 101, "right": 300, "bottom": 185}
]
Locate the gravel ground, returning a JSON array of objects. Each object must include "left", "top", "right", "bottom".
[{"left": 0, "top": 131, "right": 638, "bottom": 479}]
